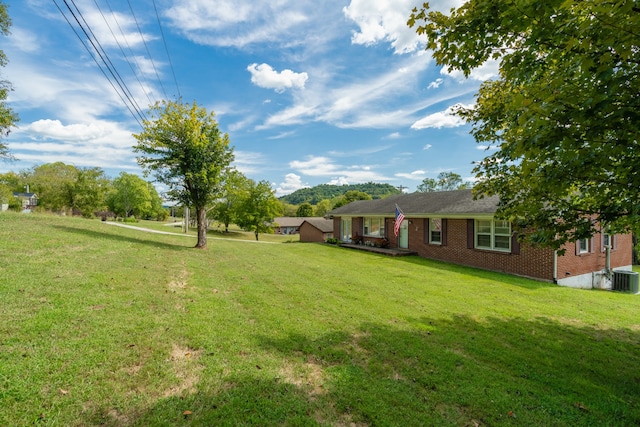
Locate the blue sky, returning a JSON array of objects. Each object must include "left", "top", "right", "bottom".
[{"left": 1, "top": 0, "right": 499, "bottom": 196}]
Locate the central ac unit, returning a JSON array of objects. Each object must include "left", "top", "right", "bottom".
[{"left": 612, "top": 270, "right": 639, "bottom": 293}]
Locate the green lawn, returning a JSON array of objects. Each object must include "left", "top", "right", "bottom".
[{"left": 1, "top": 212, "right": 639, "bottom": 426}]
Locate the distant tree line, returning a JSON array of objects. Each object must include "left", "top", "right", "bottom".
[
  {"left": 0, "top": 162, "right": 167, "bottom": 220},
  {"left": 0, "top": 160, "right": 282, "bottom": 242},
  {"left": 279, "top": 182, "right": 401, "bottom": 205},
  {"left": 416, "top": 172, "right": 470, "bottom": 193}
]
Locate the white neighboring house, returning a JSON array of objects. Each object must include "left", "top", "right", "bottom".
[{"left": 13, "top": 192, "right": 39, "bottom": 212}]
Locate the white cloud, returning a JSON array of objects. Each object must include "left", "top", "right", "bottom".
[
  {"left": 328, "top": 177, "right": 349, "bottom": 186},
  {"left": 233, "top": 151, "right": 267, "bottom": 175},
  {"left": 25, "top": 120, "right": 107, "bottom": 141},
  {"left": 165, "top": 0, "right": 339, "bottom": 50},
  {"left": 268, "top": 131, "right": 296, "bottom": 140},
  {"left": 262, "top": 54, "right": 434, "bottom": 129},
  {"left": 275, "top": 173, "right": 309, "bottom": 197},
  {"left": 476, "top": 145, "right": 499, "bottom": 151},
  {"left": 423, "top": 144, "right": 432, "bottom": 150},
  {"left": 8, "top": 27, "right": 40, "bottom": 53},
  {"left": 395, "top": 170, "right": 426, "bottom": 180},
  {"left": 82, "top": 9, "right": 153, "bottom": 49},
  {"left": 23, "top": 119, "right": 133, "bottom": 147},
  {"left": 411, "top": 104, "right": 473, "bottom": 130},
  {"left": 343, "top": 0, "right": 427, "bottom": 54},
  {"left": 133, "top": 56, "right": 163, "bottom": 79},
  {"left": 427, "top": 78, "right": 443, "bottom": 89},
  {"left": 442, "top": 58, "right": 500, "bottom": 82},
  {"left": 247, "top": 63, "right": 308, "bottom": 93},
  {"left": 5, "top": 57, "right": 135, "bottom": 123},
  {"left": 6, "top": 119, "right": 138, "bottom": 171},
  {"left": 289, "top": 155, "right": 390, "bottom": 183}
]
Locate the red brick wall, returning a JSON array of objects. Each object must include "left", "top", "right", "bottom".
[
  {"left": 300, "top": 222, "right": 325, "bottom": 242},
  {"left": 333, "top": 216, "right": 633, "bottom": 282},
  {"left": 399, "top": 218, "right": 555, "bottom": 281},
  {"left": 556, "top": 233, "right": 633, "bottom": 279}
]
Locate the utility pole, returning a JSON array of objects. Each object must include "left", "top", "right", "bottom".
[
  {"left": 397, "top": 184, "right": 408, "bottom": 193},
  {"left": 184, "top": 206, "right": 189, "bottom": 233}
]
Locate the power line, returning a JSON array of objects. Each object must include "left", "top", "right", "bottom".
[
  {"left": 152, "top": 0, "right": 181, "bottom": 99},
  {"left": 53, "top": 0, "right": 144, "bottom": 128},
  {"left": 126, "top": 0, "right": 168, "bottom": 100},
  {"left": 67, "top": 0, "right": 147, "bottom": 121},
  {"left": 95, "top": 0, "right": 155, "bottom": 107},
  {"left": 55, "top": 0, "right": 182, "bottom": 124}
]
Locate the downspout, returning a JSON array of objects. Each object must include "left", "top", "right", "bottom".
[{"left": 553, "top": 250, "right": 558, "bottom": 284}]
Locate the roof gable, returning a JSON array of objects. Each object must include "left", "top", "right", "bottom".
[
  {"left": 301, "top": 218, "right": 334, "bottom": 232},
  {"left": 274, "top": 217, "right": 316, "bottom": 227}
]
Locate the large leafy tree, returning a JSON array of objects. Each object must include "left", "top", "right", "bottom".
[
  {"left": 68, "top": 167, "right": 109, "bottom": 217},
  {"left": 209, "top": 169, "right": 250, "bottom": 232},
  {"left": 314, "top": 199, "right": 333, "bottom": 217},
  {"left": 0, "top": 2, "right": 18, "bottom": 160},
  {"left": 28, "top": 162, "right": 78, "bottom": 212},
  {"left": 410, "top": 0, "right": 640, "bottom": 249},
  {"left": 416, "top": 172, "right": 470, "bottom": 193},
  {"left": 296, "top": 202, "right": 313, "bottom": 217},
  {"left": 332, "top": 190, "right": 372, "bottom": 209},
  {"left": 146, "top": 182, "right": 168, "bottom": 221},
  {"left": 107, "top": 172, "right": 152, "bottom": 219},
  {"left": 235, "top": 179, "right": 281, "bottom": 241},
  {"left": 134, "top": 100, "right": 234, "bottom": 248},
  {"left": 0, "top": 171, "right": 23, "bottom": 192}
]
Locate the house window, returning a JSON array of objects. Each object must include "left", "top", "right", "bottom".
[
  {"left": 475, "top": 219, "right": 511, "bottom": 252},
  {"left": 363, "top": 217, "right": 385, "bottom": 237},
  {"left": 429, "top": 218, "right": 442, "bottom": 244},
  {"left": 578, "top": 238, "right": 589, "bottom": 254},
  {"left": 602, "top": 233, "right": 615, "bottom": 250}
]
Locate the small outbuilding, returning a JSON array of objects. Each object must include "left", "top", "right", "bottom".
[{"left": 299, "top": 218, "right": 334, "bottom": 243}]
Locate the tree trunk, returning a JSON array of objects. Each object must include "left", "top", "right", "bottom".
[
  {"left": 195, "top": 206, "right": 207, "bottom": 248},
  {"left": 254, "top": 229, "right": 259, "bottom": 241}
]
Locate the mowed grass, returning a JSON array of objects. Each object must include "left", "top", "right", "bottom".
[{"left": 1, "top": 213, "right": 640, "bottom": 426}]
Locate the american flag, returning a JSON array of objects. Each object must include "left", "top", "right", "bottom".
[{"left": 394, "top": 205, "right": 405, "bottom": 237}]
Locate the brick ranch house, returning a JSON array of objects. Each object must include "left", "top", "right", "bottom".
[{"left": 329, "top": 189, "right": 633, "bottom": 289}]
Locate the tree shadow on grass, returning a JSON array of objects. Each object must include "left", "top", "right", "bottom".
[
  {"left": 52, "top": 225, "right": 193, "bottom": 251},
  {"left": 96, "top": 315, "right": 640, "bottom": 426},
  {"left": 399, "top": 254, "right": 554, "bottom": 290},
  {"left": 341, "top": 248, "right": 555, "bottom": 290}
]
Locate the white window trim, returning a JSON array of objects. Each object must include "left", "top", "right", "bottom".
[
  {"left": 363, "top": 217, "right": 385, "bottom": 237},
  {"left": 429, "top": 218, "right": 442, "bottom": 245},
  {"left": 475, "top": 219, "right": 511, "bottom": 252},
  {"left": 578, "top": 238, "right": 589, "bottom": 254}
]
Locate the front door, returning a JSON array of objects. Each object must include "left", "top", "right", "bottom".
[
  {"left": 341, "top": 218, "right": 352, "bottom": 242},
  {"left": 398, "top": 219, "right": 409, "bottom": 249}
]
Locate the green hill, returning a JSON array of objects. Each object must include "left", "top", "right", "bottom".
[{"left": 279, "top": 182, "right": 402, "bottom": 204}]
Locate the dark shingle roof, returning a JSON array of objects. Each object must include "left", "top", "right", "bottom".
[
  {"left": 301, "top": 218, "right": 334, "bottom": 232},
  {"left": 329, "top": 189, "right": 499, "bottom": 217},
  {"left": 274, "top": 217, "right": 306, "bottom": 227}
]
